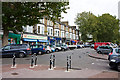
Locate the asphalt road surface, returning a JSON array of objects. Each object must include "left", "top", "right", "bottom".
[{"left": 2, "top": 48, "right": 117, "bottom": 72}]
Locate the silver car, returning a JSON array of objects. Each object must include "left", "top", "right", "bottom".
[
  {"left": 108, "top": 48, "right": 120, "bottom": 61},
  {"left": 96, "top": 46, "right": 112, "bottom": 54}
]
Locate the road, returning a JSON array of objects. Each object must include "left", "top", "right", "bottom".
[{"left": 2, "top": 48, "right": 116, "bottom": 72}]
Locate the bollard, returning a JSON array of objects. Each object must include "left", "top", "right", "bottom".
[
  {"left": 49, "top": 54, "right": 52, "bottom": 69},
  {"left": 69, "top": 55, "right": 72, "bottom": 69},
  {"left": 30, "top": 54, "right": 34, "bottom": 68},
  {"left": 34, "top": 53, "right": 38, "bottom": 66},
  {"left": 67, "top": 56, "right": 69, "bottom": 71},
  {"left": 11, "top": 53, "right": 16, "bottom": 68},
  {"left": 53, "top": 54, "right": 55, "bottom": 68}
]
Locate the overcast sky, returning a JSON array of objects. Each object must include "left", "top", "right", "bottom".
[{"left": 61, "top": 0, "right": 120, "bottom": 26}]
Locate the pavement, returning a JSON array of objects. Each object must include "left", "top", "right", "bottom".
[
  {"left": 88, "top": 50, "right": 108, "bottom": 60},
  {"left": 2, "top": 64, "right": 119, "bottom": 78}
]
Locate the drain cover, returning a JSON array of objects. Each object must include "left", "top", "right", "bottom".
[{"left": 11, "top": 72, "right": 18, "bottom": 75}]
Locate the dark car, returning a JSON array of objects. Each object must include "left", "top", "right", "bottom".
[
  {"left": 30, "top": 44, "right": 46, "bottom": 55},
  {"left": 109, "top": 55, "right": 120, "bottom": 72},
  {"left": 0, "top": 44, "right": 31, "bottom": 58}
]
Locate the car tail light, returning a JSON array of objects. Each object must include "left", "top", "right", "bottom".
[
  {"left": 43, "top": 48, "right": 45, "bottom": 50},
  {"left": 109, "top": 52, "right": 113, "bottom": 55},
  {"left": 27, "top": 48, "right": 31, "bottom": 50}
]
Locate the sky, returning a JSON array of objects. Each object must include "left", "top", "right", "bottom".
[{"left": 61, "top": 0, "right": 120, "bottom": 26}]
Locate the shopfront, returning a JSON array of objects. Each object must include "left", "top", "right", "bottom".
[
  {"left": 54, "top": 37, "right": 61, "bottom": 45},
  {"left": 22, "top": 34, "right": 48, "bottom": 45},
  {"left": 8, "top": 33, "right": 21, "bottom": 44},
  {"left": 66, "top": 39, "right": 70, "bottom": 45},
  {"left": 48, "top": 36, "right": 55, "bottom": 45}
]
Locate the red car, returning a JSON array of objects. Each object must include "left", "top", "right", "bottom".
[{"left": 94, "top": 42, "right": 110, "bottom": 50}]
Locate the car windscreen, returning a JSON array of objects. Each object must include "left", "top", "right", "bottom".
[
  {"left": 56, "top": 45, "right": 61, "bottom": 47},
  {"left": 115, "top": 49, "right": 120, "bottom": 54}
]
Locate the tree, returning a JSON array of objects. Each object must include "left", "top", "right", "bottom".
[
  {"left": 75, "top": 11, "right": 98, "bottom": 42},
  {"left": 2, "top": 2, "right": 69, "bottom": 46},
  {"left": 97, "top": 14, "right": 119, "bottom": 42},
  {"left": 75, "top": 12, "right": 119, "bottom": 42}
]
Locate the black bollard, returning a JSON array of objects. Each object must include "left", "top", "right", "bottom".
[
  {"left": 50, "top": 55, "right": 52, "bottom": 69},
  {"left": 67, "top": 56, "right": 69, "bottom": 71},
  {"left": 30, "top": 54, "right": 34, "bottom": 68},
  {"left": 69, "top": 55, "right": 72, "bottom": 69},
  {"left": 34, "top": 53, "right": 37, "bottom": 66},
  {"left": 12, "top": 53, "right": 16, "bottom": 68},
  {"left": 53, "top": 54, "right": 55, "bottom": 68}
]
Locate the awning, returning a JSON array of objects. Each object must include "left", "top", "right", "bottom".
[
  {"left": 74, "top": 40, "right": 77, "bottom": 42},
  {"left": 23, "top": 38, "right": 37, "bottom": 42},
  {"left": 37, "top": 40, "right": 48, "bottom": 43},
  {"left": 55, "top": 38, "right": 61, "bottom": 40},
  {"left": 71, "top": 40, "right": 75, "bottom": 43}
]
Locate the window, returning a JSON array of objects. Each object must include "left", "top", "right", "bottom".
[
  {"left": 47, "top": 20, "right": 50, "bottom": 25},
  {"left": 42, "top": 27, "right": 44, "bottom": 34},
  {"left": 48, "top": 28, "right": 50, "bottom": 35},
  {"left": 66, "top": 27, "right": 68, "bottom": 31},
  {"left": 40, "top": 19, "right": 43, "bottom": 23},
  {"left": 73, "top": 30, "right": 75, "bottom": 33},
  {"left": 4, "top": 46, "right": 10, "bottom": 50},
  {"left": 58, "top": 31, "right": 59, "bottom": 36},
  {"left": 115, "top": 49, "right": 120, "bottom": 53},
  {"left": 38, "top": 26, "right": 40, "bottom": 33},
  {"left": 61, "top": 25, "right": 64, "bottom": 30},
  {"left": 76, "top": 31, "right": 78, "bottom": 34},
  {"left": 56, "top": 31, "right": 57, "bottom": 36},
  {"left": 62, "top": 32, "right": 64, "bottom": 37},
  {"left": 51, "top": 29, "right": 53, "bottom": 35}
]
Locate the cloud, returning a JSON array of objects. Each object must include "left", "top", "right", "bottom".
[{"left": 61, "top": 0, "right": 120, "bottom": 26}]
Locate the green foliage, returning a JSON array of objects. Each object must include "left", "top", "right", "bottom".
[
  {"left": 75, "top": 12, "right": 119, "bottom": 42},
  {"left": 2, "top": 2, "right": 69, "bottom": 33},
  {"left": 2, "top": 2, "right": 69, "bottom": 46}
]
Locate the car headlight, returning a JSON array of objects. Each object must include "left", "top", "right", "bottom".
[{"left": 110, "top": 59, "right": 116, "bottom": 62}]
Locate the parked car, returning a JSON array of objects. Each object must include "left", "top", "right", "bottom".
[
  {"left": 84, "top": 43, "right": 91, "bottom": 48},
  {"left": 49, "top": 45, "right": 55, "bottom": 52},
  {"left": 109, "top": 55, "right": 120, "bottom": 71},
  {"left": 96, "top": 45, "right": 112, "bottom": 54},
  {"left": 30, "top": 44, "right": 46, "bottom": 55},
  {"left": 108, "top": 48, "right": 120, "bottom": 61},
  {"left": 77, "top": 44, "right": 81, "bottom": 48},
  {"left": 54, "top": 45, "right": 62, "bottom": 52},
  {"left": 44, "top": 45, "right": 52, "bottom": 54},
  {"left": 91, "top": 44, "right": 94, "bottom": 48},
  {"left": 79, "top": 44, "right": 84, "bottom": 48},
  {"left": 0, "top": 44, "right": 31, "bottom": 58},
  {"left": 60, "top": 44, "right": 69, "bottom": 51}
]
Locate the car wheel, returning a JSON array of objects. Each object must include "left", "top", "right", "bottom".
[
  {"left": 62, "top": 48, "right": 65, "bottom": 51},
  {"left": 98, "top": 51, "right": 102, "bottom": 54},
  {"left": 117, "top": 63, "right": 120, "bottom": 72},
  {"left": 55, "top": 49, "right": 59, "bottom": 52},
  {"left": 19, "top": 53, "right": 25, "bottom": 58},
  {"left": 46, "top": 50, "right": 50, "bottom": 54}
]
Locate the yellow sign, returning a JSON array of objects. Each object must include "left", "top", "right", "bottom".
[{"left": 23, "top": 34, "right": 47, "bottom": 40}]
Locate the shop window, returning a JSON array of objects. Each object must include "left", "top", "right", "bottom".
[{"left": 38, "top": 26, "right": 40, "bottom": 33}]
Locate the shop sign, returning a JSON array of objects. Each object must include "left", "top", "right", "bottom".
[{"left": 23, "top": 34, "right": 47, "bottom": 40}]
